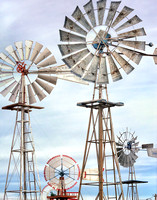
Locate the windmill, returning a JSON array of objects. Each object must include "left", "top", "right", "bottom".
[
  {"left": 116, "top": 128, "right": 154, "bottom": 200},
  {"left": 0, "top": 40, "right": 86, "bottom": 200},
  {"left": 44, "top": 155, "right": 80, "bottom": 200},
  {"left": 58, "top": 0, "right": 156, "bottom": 199}
]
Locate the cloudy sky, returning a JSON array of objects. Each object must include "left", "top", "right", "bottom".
[{"left": 0, "top": 0, "right": 157, "bottom": 199}]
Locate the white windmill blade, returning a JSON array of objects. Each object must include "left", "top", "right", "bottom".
[
  {"left": 32, "top": 81, "right": 46, "bottom": 101},
  {"left": 0, "top": 53, "right": 16, "bottom": 66},
  {"left": 71, "top": 53, "right": 94, "bottom": 78},
  {"left": 72, "top": 6, "right": 92, "bottom": 31},
  {"left": 37, "top": 56, "right": 57, "bottom": 68},
  {"left": 59, "top": 30, "right": 86, "bottom": 43},
  {"left": 112, "top": 51, "right": 135, "bottom": 74},
  {"left": 5, "top": 45, "right": 20, "bottom": 61},
  {"left": 115, "top": 15, "right": 142, "bottom": 32},
  {"left": 34, "top": 48, "right": 52, "bottom": 65},
  {"left": 35, "top": 78, "right": 54, "bottom": 94},
  {"left": 111, "top": 6, "right": 134, "bottom": 28},
  {"left": 27, "top": 84, "right": 37, "bottom": 104},
  {"left": 57, "top": 73, "right": 89, "bottom": 85},
  {"left": 38, "top": 75, "right": 57, "bottom": 85},
  {"left": 0, "top": 71, "right": 13, "bottom": 78},
  {"left": 58, "top": 44, "right": 87, "bottom": 57},
  {"left": 105, "top": 1, "right": 121, "bottom": 26},
  {"left": 132, "top": 142, "right": 139, "bottom": 147},
  {"left": 0, "top": 62, "right": 14, "bottom": 70},
  {"left": 116, "top": 147, "right": 123, "bottom": 153},
  {"left": 127, "top": 155, "right": 133, "bottom": 167},
  {"left": 14, "top": 41, "right": 24, "bottom": 61},
  {"left": 118, "top": 152, "right": 126, "bottom": 165},
  {"left": 0, "top": 77, "right": 14, "bottom": 87},
  {"left": 123, "top": 156, "right": 130, "bottom": 167},
  {"left": 63, "top": 49, "right": 91, "bottom": 69},
  {"left": 107, "top": 55, "right": 122, "bottom": 82},
  {"left": 119, "top": 41, "right": 146, "bottom": 51},
  {"left": 117, "top": 135, "right": 124, "bottom": 144},
  {"left": 83, "top": 0, "right": 96, "bottom": 27},
  {"left": 97, "top": 57, "right": 109, "bottom": 84},
  {"left": 131, "top": 135, "right": 137, "bottom": 142},
  {"left": 30, "top": 42, "right": 43, "bottom": 62},
  {"left": 116, "top": 142, "right": 123, "bottom": 147},
  {"left": 130, "top": 151, "right": 138, "bottom": 161},
  {"left": 9, "top": 82, "right": 20, "bottom": 103},
  {"left": 118, "top": 27, "right": 146, "bottom": 38},
  {"left": 128, "top": 154, "right": 135, "bottom": 166},
  {"left": 43, "top": 64, "right": 89, "bottom": 85},
  {"left": 44, "top": 166, "right": 55, "bottom": 181},
  {"left": 0, "top": 81, "right": 17, "bottom": 97},
  {"left": 83, "top": 55, "right": 99, "bottom": 82},
  {"left": 64, "top": 16, "right": 87, "bottom": 36},
  {"left": 25, "top": 40, "right": 33, "bottom": 60},
  {"left": 97, "top": 0, "right": 106, "bottom": 25}
]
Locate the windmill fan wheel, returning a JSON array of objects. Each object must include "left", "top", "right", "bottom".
[
  {"left": 59, "top": 0, "right": 147, "bottom": 84},
  {"left": 44, "top": 155, "right": 80, "bottom": 191},
  {"left": 116, "top": 129, "right": 139, "bottom": 167},
  {"left": 0, "top": 40, "right": 58, "bottom": 104}
]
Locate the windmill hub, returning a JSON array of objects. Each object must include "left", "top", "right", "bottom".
[
  {"left": 92, "top": 33, "right": 111, "bottom": 54},
  {"left": 86, "top": 26, "right": 117, "bottom": 57},
  {"left": 59, "top": 170, "right": 65, "bottom": 177},
  {"left": 16, "top": 61, "right": 28, "bottom": 75},
  {"left": 127, "top": 141, "right": 132, "bottom": 150}
]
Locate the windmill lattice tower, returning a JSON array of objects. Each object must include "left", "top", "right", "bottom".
[
  {"left": 58, "top": 0, "right": 155, "bottom": 199},
  {"left": 0, "top": 40, "right": 85, "bottom": 200}
]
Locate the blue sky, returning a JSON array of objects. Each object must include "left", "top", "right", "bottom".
[{"left": 0, "top": 0, "right": 157, "bottom": 199}]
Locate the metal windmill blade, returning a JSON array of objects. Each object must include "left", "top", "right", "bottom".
[
  {"left": 116, "top": 129, "right": 139, "bottom": 167},
  {"left": 0, "top": 40, "right": 88, "bottom": 104},
  {"left": 58, "top": 0, "right": 149, "bottom": 84}
]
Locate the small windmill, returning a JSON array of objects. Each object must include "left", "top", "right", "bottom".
[
  {"left": 116, "top": 128, "right": 153, "bottom": 200},
  {"left": 58, "top": 0, "right": 156, "bottom": 199},
  {"left": 0, "top": 40, "right": 86, "bottom": 200},
  {"left": 44, "top": 155, "right": 80, "bottom": 200}
]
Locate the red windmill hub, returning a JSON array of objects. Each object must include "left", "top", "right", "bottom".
[{"left": 16, "top": 61, "right": 28, "bottom": 75}]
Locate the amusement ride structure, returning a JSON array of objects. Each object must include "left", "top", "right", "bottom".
[
  {"left": 58, "top": 0, "right": 156, "bottom": 199},
  {"left": 0, "top": 40, "right": 85, "bottom": 200}
]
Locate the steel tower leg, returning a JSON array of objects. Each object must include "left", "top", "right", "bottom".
[
  {"left": 78, "top": 85, "right": 124, "bottom": 200},
  {"left": 3, "top": 106, "right": 41, "bottom": 200},
  {"left": 127, "top": 166, "right": 139, "bottom": 200}
]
